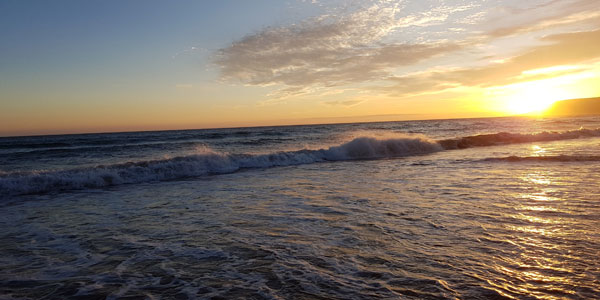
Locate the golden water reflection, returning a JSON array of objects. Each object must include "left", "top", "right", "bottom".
[
  {"left": 495, "top": 167, "right": 576, "bottom": 299},
  {"left": 530, "top": 145, "right": 546, "bottom": 156},
  {"left": 516, "top": 205, "right": 557, "bottom": 212},
  {"left": 519, "top": 170, "right": 563, "bottom": 201}
]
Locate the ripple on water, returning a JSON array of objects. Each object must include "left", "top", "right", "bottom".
[{"left": 1, "top": 145, "right": 600, "bottom": 299}]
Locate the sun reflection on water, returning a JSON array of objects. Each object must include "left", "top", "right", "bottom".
[
  {"left": 514, "top": 214, "right": 558, "bottom": 224},
  {"left": 531, "top": 145, "right": 546, "bottom": 156},
  {"left": 520, "top": 171, "right": 552, "bottom": 185},
  {"left": 516, "top": 205, "right": 557, "bottom": 212},
  {"left": 519, "top": 170, "right": 563, "bottom": 201},
  {"left": 495, "top": 167, "right": 578, "bottom": 299}
]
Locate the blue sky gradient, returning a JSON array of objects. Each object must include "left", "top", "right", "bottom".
[{"left": 1, "top": 0, "right": 599, "bottom": 136}]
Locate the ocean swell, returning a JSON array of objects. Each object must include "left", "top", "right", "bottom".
[
  {"left": 438, "top": 128, "right": 600, "bottom": 149},
  {"left": 0, "top": 136, "right": 440, "bottom": 196},
  {"left": 2, "top": 128, "right": 599, "bottom": 196}
]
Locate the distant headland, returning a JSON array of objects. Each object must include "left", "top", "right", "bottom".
[{"left": 544, "top": 97, "right": 600, "bottom": 116}]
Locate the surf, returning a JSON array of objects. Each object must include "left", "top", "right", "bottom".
[{"left": 1, "top": 127, "right": 599, "bottom": 196}]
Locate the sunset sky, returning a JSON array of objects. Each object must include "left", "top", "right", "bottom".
[{"left": 1, "top": 0, "right": 599, "bottom": 136}]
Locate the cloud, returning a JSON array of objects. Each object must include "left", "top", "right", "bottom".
[
  {"left": 213, "top": 0, "right": 600, "bottom": 101},
  {"left": 383, "top": 29, "right": 600, "bottom": 96},
  {"left": 487, "top": 8, "right": 600, "bottom": 38},
  {"left": 214, "top": 1, "right": 464, "bottom": 97},
  {"left": 322, "top": 99, "right": 365, "bottom": 107}
]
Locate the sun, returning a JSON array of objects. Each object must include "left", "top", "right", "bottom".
[{"left": 502, "top": 80, "right": 574, "bottom": 115}]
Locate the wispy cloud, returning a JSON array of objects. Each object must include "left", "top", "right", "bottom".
[
  {"left": 322, "top": 99, "right": 365, "bottom": 107},
  {"left": 213, "top": 0, "right": 600, "bottom": 101},
  {"left": 487, "top": 6, "right": 600, "bottom": 38},
  {"left": 382, "top": 29, "right": 600, "bottom": 96},
  {"left": 214, "top": 1, "right": 466, "bottom": 97}
]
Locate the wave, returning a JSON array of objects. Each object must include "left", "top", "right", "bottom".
[
  {"left": 0, "top": 129, "right": 292, "bottom": 151},
  {"left": 483, "top": 155, "right": 600, "bottom": 162},
  {"left": 0, "top": 136, "right": 441, "bottom": 196},
  {"left": 438, "top": 128, "right": 600, "bottom": 149},
  {"left": 3, "top": 128, "right": 599, "bottom": 196}
]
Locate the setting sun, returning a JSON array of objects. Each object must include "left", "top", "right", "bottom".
[{"left": 500, "top": 80, "right": 576, "bottom": 115}]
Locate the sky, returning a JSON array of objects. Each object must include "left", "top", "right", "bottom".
[{"left": 1, "top": 0, "right": 599, "bottom": 136}]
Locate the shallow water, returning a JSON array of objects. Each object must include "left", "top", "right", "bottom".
[{"left": 1, "top": 116, "right": 600, "bottom": 299}]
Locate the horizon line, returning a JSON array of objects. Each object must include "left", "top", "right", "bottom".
[{"left": 0, "top": 113, "right": 538, "bottom": 139}]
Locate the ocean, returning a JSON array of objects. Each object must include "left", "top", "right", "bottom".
[{"left": 1, "top": 116, "right": 599, "bottom": 299}]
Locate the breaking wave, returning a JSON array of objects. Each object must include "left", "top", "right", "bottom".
[
  {"left": 2, "top": 128, "right": 599, "bottom": 196},
  {"left": 0, "top": 136, "right": 441, "bottom": 196}
]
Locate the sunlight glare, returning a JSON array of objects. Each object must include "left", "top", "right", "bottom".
[{"left": 504, "top": 81, "right": 573, "bottom": 115}]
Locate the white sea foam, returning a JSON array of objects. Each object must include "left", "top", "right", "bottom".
[
  {"left": 0, "top": 135, "right": 441, "bottom": 196},
  {"left": 2, "top": 128, "right": 599, "bottom": 196}
]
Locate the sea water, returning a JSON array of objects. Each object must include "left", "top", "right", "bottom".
[{"left": 1, "top": 116, "right": 599, "bottom": 299}]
